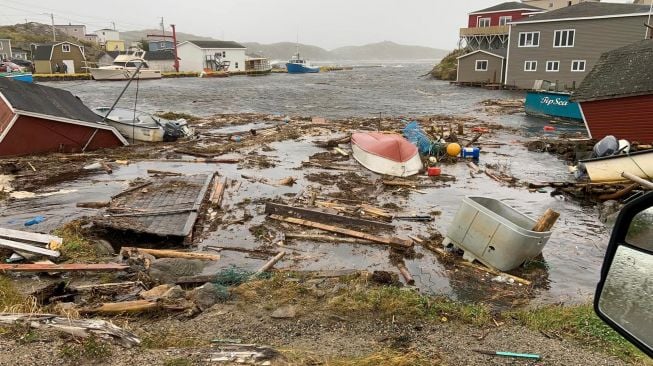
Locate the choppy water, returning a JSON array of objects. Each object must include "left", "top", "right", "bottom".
[{"left": 17, "top": 64, "right": 607, "bottom": 306}]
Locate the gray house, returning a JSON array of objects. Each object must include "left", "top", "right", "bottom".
[
  {"left": 0, "top": 39, "right": 12, "bottom": 60},
  {"left": 456, "top": 49, "right": 506, "bottom": 84},
  {"left": 505, "top": 2, "right": 652, "bottom": 90}
]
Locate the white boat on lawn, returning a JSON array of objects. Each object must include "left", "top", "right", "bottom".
[
  {"left": 90, "top": 52, "right": 162, "bottom": 81},
  {"left": 93, "top": 107, "right": 191, "bottom": 142}
]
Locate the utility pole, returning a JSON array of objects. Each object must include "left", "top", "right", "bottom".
[
  {"left": 111, "top": 21, "right": 116, "bottom": 30},
  {"left": 160, "top": 17, "right": 165, "bottom": 37},
  {"left": 50, "top": 13, "right": 56, "bottom": 42}
]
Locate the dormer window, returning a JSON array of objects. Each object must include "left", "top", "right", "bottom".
[{"left": 62, "top": 44, "right": 71, "bottom": 52}]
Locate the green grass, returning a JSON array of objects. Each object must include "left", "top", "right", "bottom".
[
  {"left": 430, "top": 49, "right": 466, "bottom": 81},
  {"left": 53, "top": 221, "right": 103, "bottom": 261},
  {"left": 510, "top": 304, "right": 652, "bottom": 365},
  {"left": 60, "top": 336, "right": 112, "bottom": 362},
  {"left": 163, "top": 358, "right": 195, "bottom": 366},
  {"left": 0, "top": 275, "right": 24, "bottom": 310}
]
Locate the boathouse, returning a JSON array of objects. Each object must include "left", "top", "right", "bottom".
[
  {"left": 456, "top": 49, "right": 506, "bottom": 85},
  {"left": 572, "top": 40, "right": 653, "bottom": 144},
  {"left": 0, "top": 78, "right": 127, "bottom": 156},
  {"left": 176, "top": 40, "right": 246, "bottom": 72}
]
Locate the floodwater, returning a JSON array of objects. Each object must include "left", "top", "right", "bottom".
[{"left": 4, "top": 64, "right": 608, "bottom": 306}]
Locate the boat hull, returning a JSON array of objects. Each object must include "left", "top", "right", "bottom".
[
  {"left": 286, "top": 63, "right": 320, "bottom": 74},
  {"left": 525, "top": 91, "right": 582, "bottom": 121},
  {"left": 90, "top": 68, "right": 162, "bottom": 81},
  {"left": 352, "top": 133, "right": 422, "bottom": 177},
  {"left": 580, "top": 149, "right": 653, "bottom": 182},
  {"left": 104, "top": 119, "right": 165, "bottom": 142},
  {"left": 1, "top": 72, "right": 33, "bottom": 83}
]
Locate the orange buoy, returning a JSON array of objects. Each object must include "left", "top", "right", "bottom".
[{"left": 446, "top": 143, "right": 462, "bottom": 157}]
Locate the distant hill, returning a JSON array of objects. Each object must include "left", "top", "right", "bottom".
[
  {"left": 242, "top": 42, "right": 331, "bottom": 60},
  {"left": 331, "top": 41, "right": 447, "bottom": 61},
  {"left": 119, "top": 29, "right": 216, "bottom": 45}
]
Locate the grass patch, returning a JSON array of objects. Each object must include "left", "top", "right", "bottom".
[
  {"left": 510, "top": 304, "right": 652, "bottom": 365},
  {"left": 60, "top": 336, "right": 112, "bottom": 362},
  {"left": 429, "top": 49, "right": 465, "bottom": 81},
  {"left": 0, "top": 275, "right": 24, "bottom": 309},
  {"left": 53, "top": 221, "right": 103, "bottom": 261},
  {"left": 282, "top": 348, "right": 438, "bottom": 366},
  {"left": 163, "top": 358, "right": 195, "bottom": 366}
]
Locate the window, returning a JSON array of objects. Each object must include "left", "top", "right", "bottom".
[
  {"left": 235, "top": 62, "right": 239, "bottom": 69},
  {"left": 62, "top": 44, "right": 71, "bottom": 52},
  {"left": 222, "top": 51, "right": 226, "bottom": 57},
  {"left": 477, "top": 18, "right": 491, "bottom": 27},
  {"left": 571, "top": 60, "right": 586, "bottom": 72},
  {"left": 518, "top": 32, "right": 540, "bottom": 47},
  {"left": 554, "top": 29, "right": 575, "bottom": 47},
  {"left": 524, "top": 61, "right": 537, "bottom": 72},
  {"left": 499, "top": 16, "right": 512, "bottom": 26},
  {"left": 475, "top": 60, "right": 488, "bottom": 71},
  {"left": 546, "top": 61, "right": 560, "bottom": 72},
  {"left": 160, "top": 42, "right": 166, "bottom": 48}
]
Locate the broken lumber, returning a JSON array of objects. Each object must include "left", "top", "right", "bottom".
[
  {"left": 598, "top": 183, "right": 639, "bottom": 201},
  {"left": 622, "top": 172, "right": 653, "bottom": 190},
  {"left": 382, "top": 179, "right": 417, "bottom": 188},
  {"left": 359, "top": 204, "right": 393, "bottom": 220},
  {"left": 121, "top": 247, "right": 220, "bottom": 261},
  {"left": 147, "top": 169, "right": 182, "bottom": 176},
  {"left": 0, "top": 313, "right": 141, "bottom": 347},
  {"left": 531, "top": 209, "right": 560, "bottom": 232},
  {"left": 284, "top": 233, "right": 375, "bottom": 244},
  {"left": 0, "top": 238, "right": 60, "bottom": 258},
  {"left": 396, "top": 262, "right": 415, "bottom": 285},
  {"left": 269, "top": 215, "right": 413, "bottom": 250},
  {"left": 458, "top": 261, "right": 531, "bottom": 286},
  {"left": 334, "top": 147, "right": 349, "bottom": 156},
  {"left": 255, "top": 251, "right": 286, "bottom": 275},
  {"left": 76, "top": 201, "right": 110, "bottom": 209},
  {"left": 210, "top": 177, "right": 227, "bottom": 206},
  {"left": 0, "top": 263, "right": 128, "bottom": 273},
  {"left": 0, "top": 228, "right": 63, "bottom": 247},
  {"left": 265, "top": 202, "right": 394, "bottom": 231}
]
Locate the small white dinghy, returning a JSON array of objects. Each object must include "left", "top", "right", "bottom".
[
  {"left": 93, "top": 107, "right": 191, "bottom": 142},
  {"left": 351, "top": 132, "right": 423, "bottom": 177}
]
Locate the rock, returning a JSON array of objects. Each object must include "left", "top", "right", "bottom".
[
  {"left": 162, "top": 285, "right": 185, "bottom": 300},
  {"left": 188, "top": 282, "right": 222, "bottom": 311},
  {"left": 93, "top": 239, "right": 115, "bottom": 256},
  {"left": 149, "top": 258, "right": 206, "bottom": 284},
  {"left": 140, "top": 284, "right": 173, "bottom": 300},
  {"left": 271, "top": 305, "right": 297, "bottom": 319}
]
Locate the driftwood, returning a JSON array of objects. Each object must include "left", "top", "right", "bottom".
[
  {"left": 147, "top": 169, "right": 182, "bottom": 176},
  {"left": 531, "top": 209, "right": 560, "bottom": 232},
  {"left": 76, "top": 201, "right": 110, "bottom": 209},
  {"left": 598, "top": 183, "right": 639, "bottom": 201},
  {"left": 0, "top": 313, "right": 141, "bottom": 347},
  {"left": 81, "top": 300, "right": 160, "bottom": 314},
  {"left": 0, "top": 238, "right": 60, "bottom": 258},
  {"left": 269, "top": 215, "right": 413, "bottom": 250},
  {"left": 121, "top": 247, "right": 220, "bottom": 261},
  {"left": 622, "top": 172, "right": 653, "bottom": 190},
  {"left": 458, "top": 261, "right": 531, "bottom": 286},
  {"left": 333, "top": 147, "right": 349, "bottom": 156},
  {"left": 255, "top": 251, "right": 286, "bottom": 275},
  {"left": 265, "top": 202, "right": 394, "bottom": 231},
  {"left": 0, "top": 263, "right": 128, "bottom": 273},
  {"left": 396, "top": 262, "right": 415, "bottom": 285}
]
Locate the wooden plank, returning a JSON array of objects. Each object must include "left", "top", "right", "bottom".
[
  {"left": 284, "top": 233, "right": 375, "bottom": 244},
  {"left": 0, "top": 238, "right": 60, "bottom": 258},
  {"left": 396, "top": 262, "right": 415, "bottom": 285},
  {"left": 82, "top": 300, "right": 159, "bottom": 314},
  {"left": 622, "top": 172, "right": 653, "bottom": 190},
  {"left": 265, "top": 202, "right": 394, "bottom": 231},
  {"left": 121, "top": 247, "right": 220, "bottom": 261},
  {"left": 0, "top": 263, "right": 128, "bottom": 273},
  {"left": 210, "top": 177, "right": 227, "bottom": 206},
  {"left": 269, "top": 215, "right": 413, "bottom": 250},
  {"left": 531, "top": 209, "right": 560, "bottom": 232},
  {"left": 255, "top": 251, "right": 286, "bottom": 275},
  {"left": 0, "top": 228, "right": 62, "bottom": 246},
  {"left": 359, "top": 204, "right": 393, "bottom": 220}
]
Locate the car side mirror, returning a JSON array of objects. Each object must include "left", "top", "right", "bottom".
[{"left": 595, "top": 191, "right": 653, "bottom": 358}]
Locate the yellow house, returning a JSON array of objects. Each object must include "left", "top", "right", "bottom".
[{"left": 105, "top": 40, "right": 125, "bottom": 52}]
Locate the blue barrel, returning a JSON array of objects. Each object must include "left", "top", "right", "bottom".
[{"left": 461, "top": 147, "right": 480, "bottom": 160}]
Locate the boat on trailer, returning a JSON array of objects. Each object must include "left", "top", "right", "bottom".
[{"left": 351, "top": 132, "right": 423, "bottom": 177}]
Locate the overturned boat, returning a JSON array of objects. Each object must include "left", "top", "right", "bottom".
[
  {"left": 93, "top": 107, "right": 191, "bottom": 142},
  {"left": 351, "top": 132, "right": 422, "bottom": 177},
  {"left": 579, "top": 149, "right": 653, "bottom": 183}
]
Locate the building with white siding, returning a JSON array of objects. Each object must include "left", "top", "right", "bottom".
[{"left": 176, "top": 40, "right": 246, "bottom": 72}]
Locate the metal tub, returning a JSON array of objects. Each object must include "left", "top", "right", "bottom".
[{"left": 443, "top": 196, "right": 551, "bottom": 271}]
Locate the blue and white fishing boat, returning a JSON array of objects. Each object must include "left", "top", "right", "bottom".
[
  {"left": 525, "top": 90, "right": 582, "bottom": 121},
  {"left": 0, "top": 72, "right": 33, "bottom": 83},
  {"left": 285, "top": 49, "right": 320, "bottom": 74}
]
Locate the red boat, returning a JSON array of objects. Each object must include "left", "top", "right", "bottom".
[{"left": 351, "top": 132, "right": 423, "bottom": 177}]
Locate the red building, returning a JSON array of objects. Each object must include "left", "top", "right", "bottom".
[
  {"left": 0, "top": 78, "right": 128, "bottom": 156},
  {"left": 460, "top": 2, "right": 544, "bottom": 50},
  {"left": 572, "top": 40, "right": 653, "bottom": 144}
]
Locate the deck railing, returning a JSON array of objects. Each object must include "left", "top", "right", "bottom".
[{"left": 460, "top": 25, "right": 510, "bottom": 37}]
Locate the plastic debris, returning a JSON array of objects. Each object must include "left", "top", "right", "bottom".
[{"left": 24, "top": 216, "right": 45, "bottom": 226}]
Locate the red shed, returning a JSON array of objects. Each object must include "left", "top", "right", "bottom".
[
  {"left": 572, "top": 40, "right": 653, "bottom": 145},
  {"left": 0, "top": 78, "right": 128, "bottom": 156},
  {"left": 467, "top": 2, "right": 544, "bottom": 27}
]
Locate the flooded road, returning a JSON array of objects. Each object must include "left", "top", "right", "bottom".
[{"left": 10, "top": 64, "right": 605, "bottom": 306}]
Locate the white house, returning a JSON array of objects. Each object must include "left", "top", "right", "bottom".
[
  {"left": 94, "top": 29, "right": 120, "bottom": 45},
  {"left": 176, "top": 40, "right": 246, "bottom": 72}
]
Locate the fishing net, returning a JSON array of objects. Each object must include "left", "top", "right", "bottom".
[{"left": 402, "top": 121, "right": 445, "bottom": 156}]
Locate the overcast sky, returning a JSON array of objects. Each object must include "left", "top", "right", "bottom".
[{"left": 0, "top": 0, "right": 635, "bottom": 50}]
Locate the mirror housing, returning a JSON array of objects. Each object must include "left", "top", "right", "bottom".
[{"left": 595, "top": 191, "right": 653, "bottom": 358}]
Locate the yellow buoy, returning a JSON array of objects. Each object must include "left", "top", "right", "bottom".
[{"left": 446, "top": 143, "right": 462, "bottom": 157}]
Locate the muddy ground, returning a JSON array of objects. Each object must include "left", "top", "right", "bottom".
[{"left": 0, "top": 106, "right": 650, "bottom": 365}]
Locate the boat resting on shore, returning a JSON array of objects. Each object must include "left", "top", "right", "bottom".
[
  {"left": 579, "top": 149, "right": 653, "bottom": 183},
  {"left": 351, "top": 132, "right": 422, "bottom": 177},
  {"left": 93, "top": 107, "right": 191, "bottom": 142}
]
